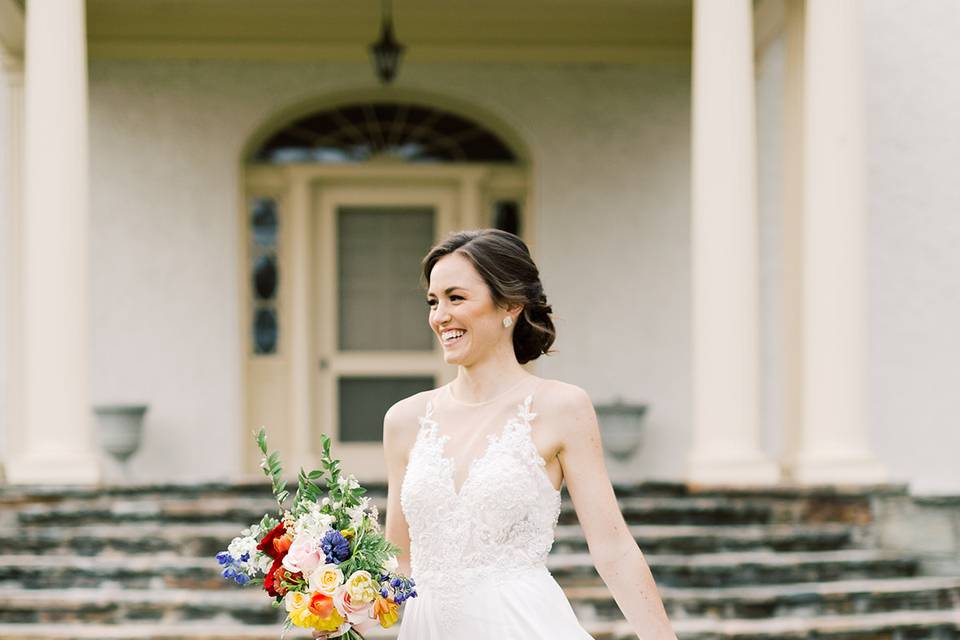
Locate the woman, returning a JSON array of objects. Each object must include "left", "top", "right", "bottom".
[{"left": 321, "top": 229, "right": 676, "bottom": 639}]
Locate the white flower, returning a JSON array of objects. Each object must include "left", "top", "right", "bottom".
[
  {"left": 256, "top": 551, "right": 273, "bottom": 574},
  {"left": 337, "top": 474, "right": 360, "bottom": 491},
  {"left": 227, "top": 535, "right": 259, "bottom": 561},
  {"left": 292, "top": 501, "right": 336, "bottom": 538},
  {"left": 365, "top": 506, "right": 382, "bottom": 533},
  {"left": 382, "top": 555, "right": 399, "bottom": 573},
  {"left": 345, "top": 504, "right": 367, "bottom": 530}
]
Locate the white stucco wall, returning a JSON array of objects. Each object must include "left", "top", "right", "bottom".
[
  {"left": 87, "top": 60, "right": 692, "bottom": 482},
  {"left": 864, "top": 0, "right": 960, "bottom": 494}
]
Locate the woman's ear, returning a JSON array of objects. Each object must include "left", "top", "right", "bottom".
[{"left": 507, "top": 302, "right": 524, "bottom": 316}]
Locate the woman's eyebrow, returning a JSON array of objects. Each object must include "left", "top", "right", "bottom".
[{"left": 427, "top": 286, "right": 467, "bottom": 297}]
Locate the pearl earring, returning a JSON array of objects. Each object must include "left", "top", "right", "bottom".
[{"left": 503, "top": 316, "right": 513, "bottom": 328}]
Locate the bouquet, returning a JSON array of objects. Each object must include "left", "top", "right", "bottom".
[{"left": 215, "top": 428, "right": 417, "bottom": 639}]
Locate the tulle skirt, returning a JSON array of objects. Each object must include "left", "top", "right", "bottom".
[{"left": 396, "top": 564, "right": 594, "bottom": 639}]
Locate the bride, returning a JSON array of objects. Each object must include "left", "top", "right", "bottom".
[{"left": 320, "top": 229, "right": 676, "bottom": 639}]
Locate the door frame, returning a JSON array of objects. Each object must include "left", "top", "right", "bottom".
[
  {"left": 314, "top": 183, "right": 458, "bottom": 477},
  {"left": 241, "top": 163, "right": 531, "bottom": 480}
]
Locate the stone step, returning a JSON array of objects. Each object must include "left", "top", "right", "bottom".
[
  {"left": 1, "top": 576, "right": 958, "bottom": 625},
  {"left": 0, "top": 549, "right": 919, "bottom": 591},
  {"left": 0, "top": 607, "right": 956, "bottom": 640},
  {"left": 546, "top": 550, "right": 919, "bottom": 588},
  {"left": 0, "top": 480, "right": 909, "bottom": 506},
  {"left": 10, "top": 496, "right": 779, "bottom": 528},
  {"left": 0, "top": 521, "right": 860, "bottom": 559},
  {"left": 567, "top": 575, "right": 960, "bottom": 620},
  {"left": 552, "top": 522, "right": 859, "bottom": 554}
]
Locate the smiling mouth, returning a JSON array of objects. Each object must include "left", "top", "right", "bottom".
[{"left": 441, "top": 330, "right": 466, "bottom": 346}]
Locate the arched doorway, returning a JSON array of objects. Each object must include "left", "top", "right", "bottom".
[{"left": 241, "top": 99, "right": 531, "bottom": 479}]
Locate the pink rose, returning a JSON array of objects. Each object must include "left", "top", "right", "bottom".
[
  {"left": 281, "top": 535, "right": 323, "bottom": 576},
  {"left": 333, "top": 583, "right": 375, "bottom": 628}
]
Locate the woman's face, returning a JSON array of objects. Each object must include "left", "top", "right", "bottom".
[{"left": 426, "top": 252, "right": 515, "bottom": 365}]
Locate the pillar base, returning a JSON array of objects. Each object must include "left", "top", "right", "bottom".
[
  {"left": 686, "top": 452, "right": 781, "bottom": 487},
  {"left": 786, "top": 453, "right": 887, "bottom": 486},
  {"left": 5, "top": 453, "right": 100, "bottom": 485}
]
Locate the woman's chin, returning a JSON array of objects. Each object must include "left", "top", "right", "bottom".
[{"left": 442, "top": 348, "right": 467, "bottom": 364}]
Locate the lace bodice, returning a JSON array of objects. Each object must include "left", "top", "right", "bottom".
[{"left": 399, "top": 385, "right": 563, "bottom": 623}]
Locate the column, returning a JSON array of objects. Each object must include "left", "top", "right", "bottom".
[
  {"left": 687, "top": 0, "right": 779, "bottom": 485},
  {"left": 791, "top": 0, "right": 886, "bottom": 484},
  {"left": 1, "top": 50, "right": 24, "bottom": 480},
  {"left": 5, "top": 0, "right": 99, "bottom": 484}
]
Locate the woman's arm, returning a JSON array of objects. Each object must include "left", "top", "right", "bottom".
[
  {"left": 555, "top": 384, "right": 677, "bottom": 640},
  {"left": 382, "top": 402, "right": 414, "bottom": 577}
]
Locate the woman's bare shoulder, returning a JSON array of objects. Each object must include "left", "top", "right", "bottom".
[
  {"left": 535, "top": 378, "right": 595, "bottom": 432},
  {"left": 384, "top": 388, "right": 439, "bottom": 433},
  {"left": 536, "top": 377, "right": 592, "bottom": 411}
]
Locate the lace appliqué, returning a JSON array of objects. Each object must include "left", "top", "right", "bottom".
[{"left": 400, "top": 393, "right": 562, "bottom": 632}]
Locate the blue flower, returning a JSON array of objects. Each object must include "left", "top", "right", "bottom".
[
  {"left": 216, "top": 550, "right": 254, "bottom": 586},
  {"left": 320, "top": 529, "right": 351, "bottom": 564}
]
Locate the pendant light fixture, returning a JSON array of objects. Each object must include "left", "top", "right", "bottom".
[{"left": 370, "top": 0, "right": 405, "bottom": 84}]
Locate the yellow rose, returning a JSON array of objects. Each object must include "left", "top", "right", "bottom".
[
  {"left": 284, "top": 591, "right": 310, "bottom": 613},
  {"left": 346, "top": 570, "right": 377, "bottom": 604},
  {"left": 308, "top": 563, "right": 344, "bottom": 596}
]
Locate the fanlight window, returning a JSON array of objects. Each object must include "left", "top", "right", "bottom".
[{"left": 254, "top": 102, "right": 517, "bottom": 164}]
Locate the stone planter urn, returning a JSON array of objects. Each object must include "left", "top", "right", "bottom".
[
  {"left": 594, "top": 397, "right": 648, "bottom": 461},
  {"left": 93, "top": 404, "right": 149, "bottom": 480}
]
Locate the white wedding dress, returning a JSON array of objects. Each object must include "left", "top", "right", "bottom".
[{"left": 397, "top": 379, "right": 594, "bottom": 639}]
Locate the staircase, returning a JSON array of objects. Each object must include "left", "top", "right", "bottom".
[{"left": 0, "top": 481, "right": 957, "bottom": 639}]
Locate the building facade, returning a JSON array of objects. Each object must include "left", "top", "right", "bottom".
[{"left": 1, "top": 0, "right": 958, "bottom": 493}]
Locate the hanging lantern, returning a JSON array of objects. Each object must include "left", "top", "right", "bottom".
[{"left": 370, "top": 0, "right": 404, "bottom": 84}]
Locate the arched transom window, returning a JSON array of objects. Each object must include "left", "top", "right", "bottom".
[{"left": 253, "top": 102, "right": 518, "bottom": 164}]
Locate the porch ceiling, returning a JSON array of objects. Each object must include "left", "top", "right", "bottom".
[{"left": 84, "top": 0, "right": 692, "bottom": 64}]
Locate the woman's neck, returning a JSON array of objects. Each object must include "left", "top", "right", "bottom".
[{"left": 453, "top": 357, "right": 533, "bottom": 404}]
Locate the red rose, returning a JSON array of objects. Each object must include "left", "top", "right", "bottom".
[
  {"left": 257, "top": 522, "right": 287, "bottom": 559},
  {"left": 264, "top": 557, "right": 286, "bottom": 597}
]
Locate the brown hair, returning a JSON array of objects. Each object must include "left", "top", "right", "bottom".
[{"left": 421, "top": 229, "right": 556, "bottom": 364}]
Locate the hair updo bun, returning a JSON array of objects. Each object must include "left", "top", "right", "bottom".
[{"left": 421, "top": 229, "right": 556, "bottom": 364}]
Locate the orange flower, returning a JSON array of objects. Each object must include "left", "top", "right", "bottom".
[
  {"left": 308, "top": 592, "right": 335, "bottom": 618},
  {"left": 271, "top": 566, "right": 301, "bottom": 598},
  {"left": 372, "top": 595, "right": 400, "bottom": 628},
  {"left": 273, "top": 533, "right": 293, "bottom": 555}
]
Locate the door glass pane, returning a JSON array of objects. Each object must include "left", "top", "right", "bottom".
[
  {"left": 337, "top": 207, "right": 435, "bottom": 351},
  {"left": 339, "top": 376, "right": 435, "bottom": 442}
]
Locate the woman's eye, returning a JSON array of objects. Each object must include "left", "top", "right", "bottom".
[
  {"left": 426, "top": 299, "right": 437, "bottom": 307},
  {"left": 450, "top": 295, "right": 463, "bottom": 301}
]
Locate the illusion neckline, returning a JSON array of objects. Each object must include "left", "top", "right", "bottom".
[
  {"left": 443, "top": 375, "right": 540, "bottom": 407},
  {"left": 423, "top": 389, "right": 562, "bottom": 498}
]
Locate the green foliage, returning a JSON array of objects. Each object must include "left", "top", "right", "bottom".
[
  {"left": 338, "top": 524, "right": 402, "bottom": 578},
  {"left": 256, "top": 427, "right": 289, "bottom": 510},
  {"left": 259, "top": 513, "right": 279, "bottom": 534}
]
